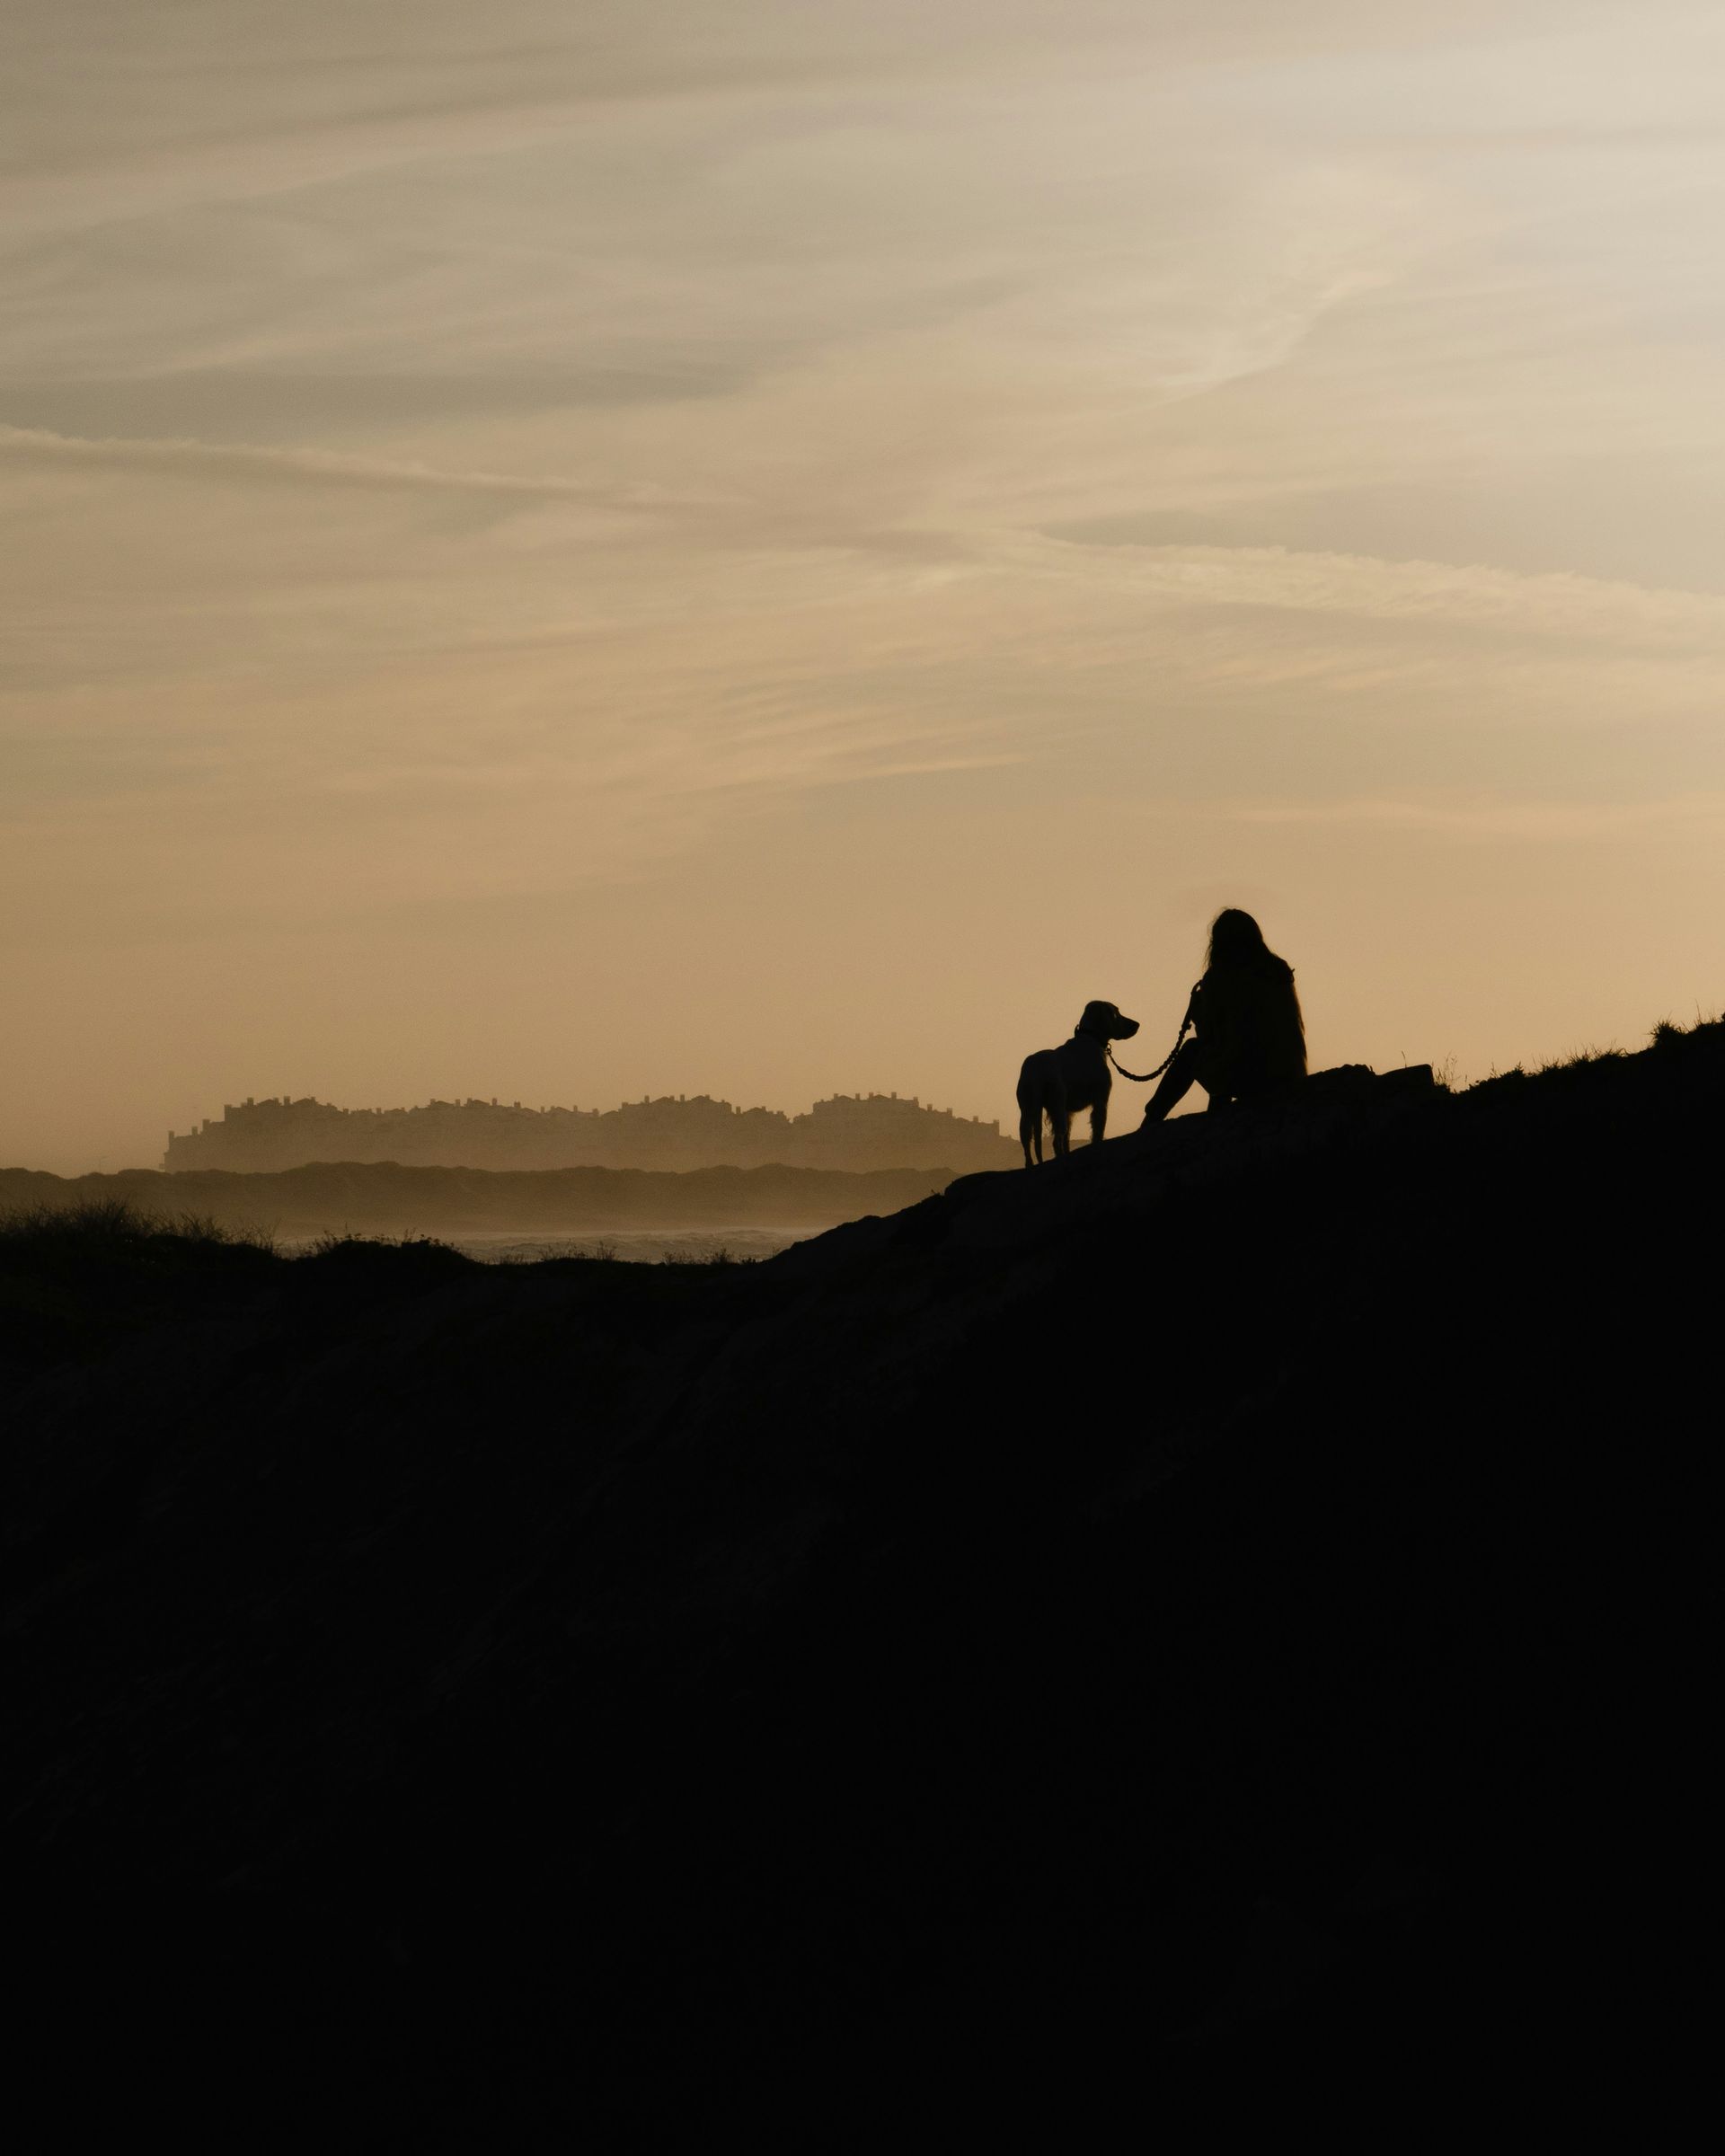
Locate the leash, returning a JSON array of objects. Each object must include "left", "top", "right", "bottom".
[{"left": 1104, "top": 985, "right": 1200, "bottom": 1084}]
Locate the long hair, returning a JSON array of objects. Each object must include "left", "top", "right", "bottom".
[
  {"left": 1203, "top": 908, "right": 1305, "bottom": 1068},
  {"left": 1206, "top": 907, "right": 1285, "bottom": 975}
]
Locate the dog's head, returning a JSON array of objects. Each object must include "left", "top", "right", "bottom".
[{"left": 1078, "top": 1000, "right": 1139, "bottom": 1041}]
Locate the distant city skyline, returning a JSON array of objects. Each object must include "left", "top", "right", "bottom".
[
  {"left": 5, "top": 4, "right": 1723, "bottom": 1173},
  {"left": 164, "top": 1085, "right": 1016, "bottom": 1176}
]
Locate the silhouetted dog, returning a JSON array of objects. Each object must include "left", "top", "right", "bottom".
[{"left": 1017, "top": 1001, "right": 1140, "bottom": 1166}]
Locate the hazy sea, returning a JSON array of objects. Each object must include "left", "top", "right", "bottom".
[{"left": 415, "top": 1225, "right": 813, "bottom": 1265}]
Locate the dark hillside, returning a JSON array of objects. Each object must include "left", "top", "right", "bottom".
[{"left": 4, "top": 1022, "right": 1719, "bottom": 2140}]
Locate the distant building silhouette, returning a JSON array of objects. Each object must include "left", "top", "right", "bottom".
[{"left": 163, "top": 1090, "right": 1017, "bottom": 1175}]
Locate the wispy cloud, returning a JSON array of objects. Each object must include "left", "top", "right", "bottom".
[
  {"left": 0, "top": 421, "right": 709, "bottom": 508},
  {"left": 1222, "top": 792, "right": 1725, "bottom": 841},
  {"left": 1013, "top": 536, "right": 1725, "bottom": 648}
]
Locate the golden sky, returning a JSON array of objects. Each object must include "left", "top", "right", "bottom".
[{"left": 5, "top": 2, "right": 1724, "bottom": 1171}]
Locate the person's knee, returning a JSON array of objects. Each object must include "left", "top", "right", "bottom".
[{"left": 1159, "top": 1040, "right": 1199, "bottom": 1087}]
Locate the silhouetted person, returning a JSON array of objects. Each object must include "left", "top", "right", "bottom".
[{"left": 1141, "top": 909, "right": 1306, "bottom": 1122}]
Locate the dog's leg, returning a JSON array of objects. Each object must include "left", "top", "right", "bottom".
[
  {"left": 1018, "top": 1103, "right": 1038, "bottom": 1169},
  {"left": 1090, "top": 1091, "right": 1108, "bottom": 1148},
  {"left": 1044, "top": 1075, "right": 1071, "bottom": 1162},
  {"left": 1017, "top": 1076, "right": 1040, "bottom": 1168}
]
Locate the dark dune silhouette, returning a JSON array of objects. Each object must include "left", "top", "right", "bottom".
[{"left": 3, "top": 1017, "right": 1717, "bottom": 2136}]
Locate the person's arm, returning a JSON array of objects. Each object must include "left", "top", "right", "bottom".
[{"left": 1194, "top": 976, "right": 1243, "bottom": 1066}]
